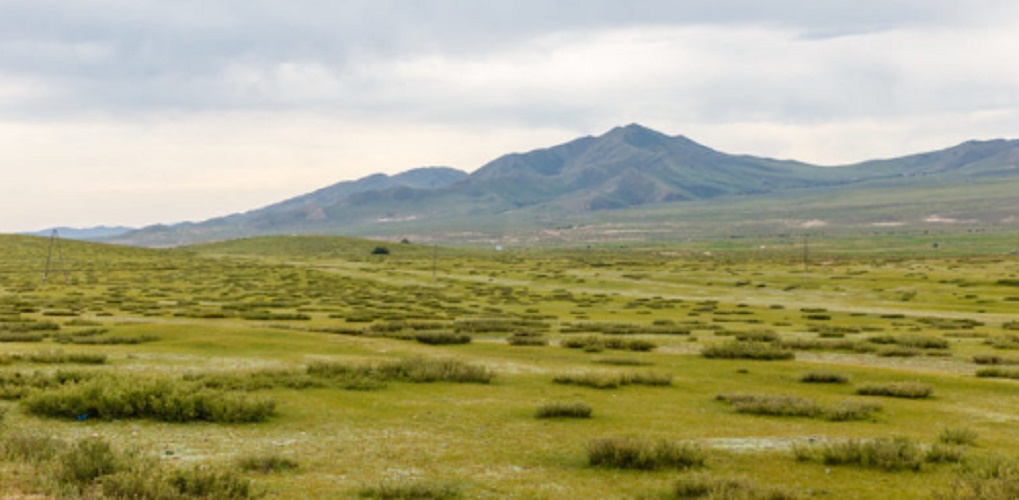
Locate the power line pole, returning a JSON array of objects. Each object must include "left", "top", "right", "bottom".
[{"left": 42, "top": 229, "right": 70, "bottom": 286}]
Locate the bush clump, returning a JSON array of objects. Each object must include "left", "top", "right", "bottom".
[
  {"left": 22, "top": 375, "right": 277, "bottom": 423},
  {"left": 674, "top": 473, "right": 799, "bottom": 499},
  {"left": 379, "top": 357, "right": 494, "bottom": 384},
  {"left": 359, "top": 479, "right": 461, "bottom": 499},
  {"left": 701, "top": 341, "right": 794, "bottom": 360},
  {"left": 413, "top": 332, "right": 472, "bottom": 345},
  {"left": 935, "top": 456, "right": 1019, "bottom": 499},
  {"left": 535, "top": 401, "right": 593, "bottom": 419},
  {"left": 0, "top": 429, "right": 62, "bottom": 463},
  {"left": 561, "top": 335, "right": 657, "bottom": 352},
  {"left": 799, "top": 371, "right": 849, "bottom": 384},
  {"left": 973, "top": 354, "right": 1019, "bottom": 365},
  {"left": 506, "top": 331, "right": 548, "bottom": 346},
  {"left": 939, "top": 427, "right": 979, "bottom": 446},
  {"left": 733, "top": 330, "right": 779, "bottom": 342},
  {"left": 975, "top": 367, "right": 1019, "bottom": 380},
  {"left": 793, "top": 437, "right": 925, "bottom": 471},
  {"left": 856, "top": 382, "right": 933, "bottom": 399},
  {"left": 553, "top": 371, "right": 672, "bottom": 389},
  {"left": 587, "top": 437, "right": 706, "bottom": 470},
  {"left": 717, "top": 393, "right": 881, "bottom": 422}
]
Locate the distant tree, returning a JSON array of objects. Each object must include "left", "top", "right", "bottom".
[
  {"left": 371, "top": 246, "right": 390, "bottom": 255},
  {"left": 400, "top": 238, "right": 411, "bottom": 244}
]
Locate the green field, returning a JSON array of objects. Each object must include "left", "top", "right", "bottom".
[{"left": 2, "top": 234, "right": 1019, "bottom": 498}]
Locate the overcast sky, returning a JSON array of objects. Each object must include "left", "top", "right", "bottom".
[{"left": 2, "top": 0, "right": 1018, "bottom": 232}]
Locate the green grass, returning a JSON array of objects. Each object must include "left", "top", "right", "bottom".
[{"left": 1, "top": 232, "right": 1018, "bottom": 498}]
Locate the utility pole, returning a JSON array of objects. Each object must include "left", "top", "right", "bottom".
[{"left": 42, "top": 229, "right": 70, "bottom": 286}]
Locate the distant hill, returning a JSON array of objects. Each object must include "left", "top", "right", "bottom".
[
  {"left": 108, "top": 125, "right": 1019, "bottom": 247},
  {"left": 24, "top": 226, "right": 134, "bottom": 240}
]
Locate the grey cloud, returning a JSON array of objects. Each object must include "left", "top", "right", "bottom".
[{"left": 0, "top": 0, "right": 984, "bottom": 118}]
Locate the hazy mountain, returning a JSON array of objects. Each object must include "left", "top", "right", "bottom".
[
  {"left": 24, "top": 226, "right": 134, "bottom": 240},
  {"left": 109, "top": 125, "right": 1019, "bottom": 247}
]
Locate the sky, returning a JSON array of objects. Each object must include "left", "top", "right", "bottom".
[{"left": 2, "top": 0, "right": 1019, "bottom": 232}]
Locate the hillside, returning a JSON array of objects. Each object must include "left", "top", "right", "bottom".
[{"left": 109, "top": 125, "right": 1019, "bottom": 247}]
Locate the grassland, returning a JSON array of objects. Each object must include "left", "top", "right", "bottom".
[{"left": 1, "top": 233, "right": 1018, "bottom": 498}]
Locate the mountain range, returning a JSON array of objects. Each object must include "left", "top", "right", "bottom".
[{"left": 107, "top": 124, "right": 1019, "bottom": 247}]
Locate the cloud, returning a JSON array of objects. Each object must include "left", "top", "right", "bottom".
[{"left": 1, "top": 0, "right": 1018, "bottom": 231}]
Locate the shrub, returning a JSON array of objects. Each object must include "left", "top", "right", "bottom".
[
  {"left": 795, "top": 437, "right": 925, "bottom": 471},
  {"left": 939, "top": 427, "right": 979, "bottom": 446},
  {"left": 823, "top": 400, "right": 884, "bottom": 422},
  {"left": 169, "top": 466, "right": 260, "bottom": 499},
  {"left": 57, "top": 335, "right": 159, "bottom": 345},
  {"left": 56, "top": 437, "right": 125, "bottom": 489},
  {"left": 776, "top": 338, "right": 857, "bottom": 351},
  {"left": 414, "top": 332, "right": 471, "bottom": 345},
  {"left": 935, "top": 456, "right": 1019, "bottom": 499},
  {"left": 701, "top": 341, "right": 794, "bottom": 360},
  {"left": 674, "top": 473, "right": 799, "bottom": 499},
  {"left": 379, "top": 358, "right": 494, "bottom": 384},
  {"left": 0, "top": 429, "right": 61, "bottom": 463},
  {"left": 716, "top": 393, "right": 820, "bottom": 418},
  {"left": 925, "top": 443, "right": 967, "bottom": 464},
  {"left": 973, "top": 354, "right": 1019, "bottom": 365},
  {"left": 507, "top": 332, "right": 547, "bottom": 346},
  {"left": 22, "top": 375, "right": 277, "bottom": 423},
  {"left": 976, "top": 367, "right": 1019, "bottom": 380},
  {"left": 869, "top": 334, "right": 949, "bottom": 350},
  {"left": 856, "top": 382, "right": 933, "bottom": 399},
  {"left": 553, "top": 372, "right": 620, "bottom": 389},
  {"left": 0, "top": 333, "right": 45, "bottom": 343},
  {"left": 800, "top": 371, "right": 849, "bottom": 384},
  {"left": 717, "top": 393, "right": 880, "bottom": 421},
  {"left": 587, "top": 437, "right": 705, "bottom": 470},
  {"left": 370, "top": 246, "right": 390, "bottom": 255},
  {"left": 236, "top": 453, "right": 299, "bottom": 473},
  {"left": 26, "top": 350, "right": 107, "bottom": 365},
  {"left": 733, "top": 330, "right": 778, "bottom": 342},
  {"left": 359, "top": 479, "right": 461, "bottom": 499},
  {"left": 535, "top": 401, "right": 593, "bottom": 419},
  {"left": 554, "top": 371, "right": 672, "bottom": 389},
  {"left": 562, "top": 335, "right": 657, "bottom": 352},
  {"left": 620, "top": 371, "right": 673, "bottom": 386},
  {"left": 878, "top": 346, "right": 921, "bottom": 357},
  {"left": 593, "top": 357, "right": 652, "bottom": 366},
  {"left": 987, "top": 335, "right": 1019, "bottom": 350}
]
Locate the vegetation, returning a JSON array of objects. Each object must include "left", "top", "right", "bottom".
[
  {"left": 0, "top": 233, "right": 1018, "bottom": 498},
  {"left": 701, "top": 341, "right": 794, "bottom": 360},
  {"left": 587, "top": 437, "right": 706, "bottom": 470},
  {"left": 535, "top": 401, "right": 593, "bottom": 419},
  {"left": 856, "top": 382, "right": 934, "bottom": 399}
]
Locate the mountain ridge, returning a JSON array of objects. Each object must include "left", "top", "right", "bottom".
[{"left": 107, "top": 124, "right": 1019, "bottom": 247}]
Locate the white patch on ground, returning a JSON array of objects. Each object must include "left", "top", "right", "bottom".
[
  {"left": 869, "top": 221, "right": 905, "bottom": 227},
  {"left": 706, "top": 436, "right": 819, "bottom": 452},
  {"left": 925, "top": 215, "right": 977, "bottom": 224}
]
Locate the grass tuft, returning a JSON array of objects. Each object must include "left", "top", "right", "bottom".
[
  {"left": 587, "top": 437, "right": 706, "bottom": 470},
  {"left": 856, "top": 382, "right": 933, "bottom": 399},
  {"left": 359, "top": 479, "right": 462, "bottom": 499},
  {"left": 535, "top": 401, "right": 592, "bottom": 419},
  {"left": 701, "top": 341, "right": 794, "bottom": 360},
  {"left": 799, "top": 371, "right": 849, "bottom": 384}
]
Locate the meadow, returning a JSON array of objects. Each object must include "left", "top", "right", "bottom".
[{"left": 1, "top": 233, "right": 1018, "bottom": 498}]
